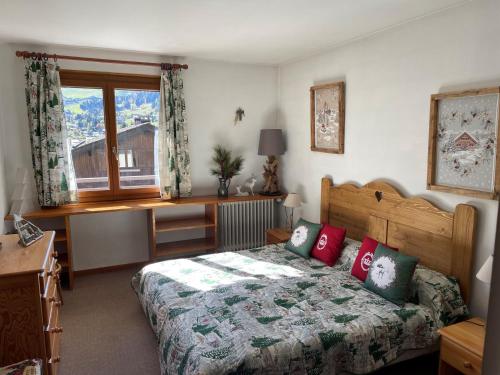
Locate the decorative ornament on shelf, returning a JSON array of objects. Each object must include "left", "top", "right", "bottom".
[
  {"left": 244, "top": 175, "right": 257, "bottom": 196},
  {"left": 9, "top": 168, "right": 34, "bottom": 216},
  {"left": 234, "top": 107, "right": 245, "bottom": 125},
  {"left": 235, "top": 185, "right": 249, "bottom": 197},
  {"left": 283, "top": 193, "right": 302, "bottom": 232},
  {"left": 210, "top": 145, "right": 244, "bottom": 198},
  {"left": 258, "top": 129, "right": 285, "bottom": 196},
  {"left": 476, "top": 255, "right": 493, "bottom": 284}
]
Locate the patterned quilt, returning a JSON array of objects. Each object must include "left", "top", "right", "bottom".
[{"left": 132, "top": 240, "right": 439, "bottom": 375}]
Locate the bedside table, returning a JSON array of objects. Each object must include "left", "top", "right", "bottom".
[
  {"left": 266, "top": 228, "right": 291, "bottom": 245},
  {"left": 438, "top": 318, "right": 485, "bottom": 375}
]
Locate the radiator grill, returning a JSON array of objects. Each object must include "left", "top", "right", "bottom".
[{"left": 219, "top": 199, "right": 277, "bottom": 251}]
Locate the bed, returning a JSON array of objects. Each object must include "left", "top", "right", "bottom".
[{"left": 132, "top": 177, "right": 477, "bottom": 374}]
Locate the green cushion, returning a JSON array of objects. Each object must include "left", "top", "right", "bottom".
[
  {"left": 284, "top": 218, "right": 321, "bottom": 258},
  {"left": 364, "top": 244, "right": 418, "bottom": 306}
]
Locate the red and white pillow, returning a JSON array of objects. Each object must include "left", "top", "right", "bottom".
[
  {"left": 310, "top": 224, "right": 346, "bottom": 266},
  {"left": 351, "top": 236, "right": 398, "bottom": 281}
]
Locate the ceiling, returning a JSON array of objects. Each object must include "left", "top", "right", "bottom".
[{"left": 0, "top": 0, "right": 469, "bottom": 65}]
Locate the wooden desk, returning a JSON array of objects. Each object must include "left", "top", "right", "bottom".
[
  {"left": 0, "top": 231, "right": 62, "bottom": 375},
  {"left": 5, "top": 195, "right": 283, "bottom": 289},
  {"left": 438, "top": 318, "right": 485, "bottom": 375}
]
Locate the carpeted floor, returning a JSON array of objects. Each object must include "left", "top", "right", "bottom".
[
  {"left": 59, "top": 268, "right": 160, "bottom": 375},
  {"left": 59, "top": 268, "right": 438, "bottom": 375}
]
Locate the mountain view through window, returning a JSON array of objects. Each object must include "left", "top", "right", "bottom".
[{"left": 62, "top": 87, "right": 160, "bottom": 191}]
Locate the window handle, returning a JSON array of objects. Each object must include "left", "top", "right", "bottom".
[{"left": 112, "top": 146, "right": 119, "bottom": 161}]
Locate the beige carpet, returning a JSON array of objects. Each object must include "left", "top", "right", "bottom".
[
  {"left": 58, "top": 267, "right": 438, "bottom": 375},
  {"left": 59, "top": 268, "right": 160, "bottom": 375}
]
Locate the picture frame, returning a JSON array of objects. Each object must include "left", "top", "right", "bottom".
[
  {"left": 310, "top": 81, "right": 345, "bottom": 154},
  {"left": 427, "top": 87, "right": 500, "bottom": 199}
]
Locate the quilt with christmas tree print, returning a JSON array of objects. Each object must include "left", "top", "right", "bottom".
[{"left": 132, "top": 240, "right": 440, "bottom": 375}]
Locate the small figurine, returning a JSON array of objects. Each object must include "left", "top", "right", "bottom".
[
  {"left": 244, "top": 175, "right": 257, "bottom": 196},
  {"left": 235, "top": 185, "right": 249, "bottom": 197}
]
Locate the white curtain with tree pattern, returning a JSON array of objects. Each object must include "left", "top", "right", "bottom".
[{"left": 24, "top": 58, "right": 77, "bottom": 207}]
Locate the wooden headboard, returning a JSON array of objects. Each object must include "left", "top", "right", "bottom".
[{"left": 320, "top": 177, "right": 477, "bottom": 303}]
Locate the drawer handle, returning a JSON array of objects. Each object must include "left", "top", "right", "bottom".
[
  {"left": 50, "top": 327, "right": 63, "bottom": 334},
  {"left": 49, "top": 296, "right": 57, "bottom": 303},
  {"left": 50, "top": 356, "right": 61, "bottom": 363},
  {"left": 54, "top": 301, "right": 62, "bottom": 307},
  {"left": 463, "top": 361, "right": 472, "bottom": 369},
  {"left": 52, "top": 251, "right": 58, "bottom": 258}
]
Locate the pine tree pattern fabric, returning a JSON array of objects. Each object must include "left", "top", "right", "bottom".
[
  {"left": 132, "top": 239, "right": 464, "bottom": 375},
  {"left": 24, "top": 59, "right": 77, "bottom": 206},
  {"left": 158, "top": 69, "right": 191, "bottom": 199},
  {"left": 411, "top": 265, "right": 469, "bottom": 327}
]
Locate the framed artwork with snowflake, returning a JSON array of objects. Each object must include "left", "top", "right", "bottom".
[
  {"left": 427, "top": 87, "right": 500, "bottom": 199},
  {"left": 310, "top": 81, "right": 345, "bottom": 154}
]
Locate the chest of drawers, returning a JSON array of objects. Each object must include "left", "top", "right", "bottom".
[{"left": 0, "top": 231, "right": 62, "bottom": 375}]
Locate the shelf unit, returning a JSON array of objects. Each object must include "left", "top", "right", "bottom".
[{"left": 149, "top": 202, "right": 218, "bottom": 259}]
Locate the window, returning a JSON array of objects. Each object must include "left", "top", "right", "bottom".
[{"left": 61, "top": 71, "right": 160, "bottom": 202}]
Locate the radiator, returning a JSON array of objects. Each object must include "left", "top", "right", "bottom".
[{"left": 219, "top": 199, "right": 277, "bottom": 251}]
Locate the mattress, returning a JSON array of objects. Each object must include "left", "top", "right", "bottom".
[{"left": 132, "top": 239, "right": 440, "bottom": 375}]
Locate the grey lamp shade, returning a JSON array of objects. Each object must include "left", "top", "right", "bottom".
[{"left": 258, "top": 129, "right": 285, "bottom": 156}]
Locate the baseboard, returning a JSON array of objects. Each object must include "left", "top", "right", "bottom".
[{"left": 74, "top": 261, "right": 148, "bottom": 277}]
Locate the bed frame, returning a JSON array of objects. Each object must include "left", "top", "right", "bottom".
[{"left": 320, "top": 177, "right": 477, "bottom": 304}]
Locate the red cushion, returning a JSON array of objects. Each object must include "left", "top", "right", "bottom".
[
  {"left": 310, "top": 224, "right": 347, "bottom": 266},
  {"left": 351, "top": 236, "right": 398, "bottom": 281}
]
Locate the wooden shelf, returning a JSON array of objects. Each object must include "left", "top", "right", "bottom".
[
  {"left": 155, "top": 217, "right": 215, "bottom": 233},
  {"left": 5, "top": 194, "right": 284, "bottom": 220},
  {"left": 155, "top": 238, "right": 216, "bottom": 259},
  {"left": 54, "top": 229, "right": 67, "bottom": 242}
]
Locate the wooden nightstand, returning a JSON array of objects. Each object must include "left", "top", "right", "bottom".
[
  {"left": 266, "top": 228, "right": 291, "bottom": 245},
  {"left": 438, "top": 318, "right": 485, "bottom": 375}
]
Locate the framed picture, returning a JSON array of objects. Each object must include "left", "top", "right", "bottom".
[
  {"left": 310, "top": 81, "right": 345, "bottom": 154},
  {"left": 427, "top": 87, "right": 500, "bottom": 199}
]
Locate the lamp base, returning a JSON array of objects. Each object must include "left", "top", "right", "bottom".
[
  {"left": 262, "top": 155, "right": 282, "bottom": 195},
  {"left": 259, "top": 191, "right": 283, "bottom": 196}
]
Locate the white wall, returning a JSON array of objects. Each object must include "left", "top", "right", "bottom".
[
  {"left": 278, "top": 0, "right": 500, "bottom": 318},
  {"left": 0, "top": 44, "right": 278, "bottom": 270}
]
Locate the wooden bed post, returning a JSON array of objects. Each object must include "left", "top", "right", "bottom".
[
  {"left": 320, "top": 177, "right": 332, "bottom": 224},
  {"left": 452, "top": 204, "right": 477, "bottom": 305}
]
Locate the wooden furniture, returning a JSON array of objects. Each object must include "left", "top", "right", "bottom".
[
  {"left": 266, "top": 228, "right": 291, "bottom": 245},
  {"left": 0, "top": 231, "right": 62, "bottom": 375},
  {"left": 149, "top": 202, "right": 218, "bottom": 259},
  {"left": 5, "top": 194, "right": 282, "bottom": 288},
  {"left": 320, "top": 177, "right": 477, "bottom": 303},
  {"left": 438, "top": 318, "right": 485, "bottom": 375}
]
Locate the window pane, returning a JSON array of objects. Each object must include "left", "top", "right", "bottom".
[
  {"left": 114, "top": 89, "right": 160, "bottom": 188},
  {"left": 62, "top": 87, "right": 109, "bottom": 191}
]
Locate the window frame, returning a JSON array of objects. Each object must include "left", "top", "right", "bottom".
[{"left": 60, "top": 70, "right": 161, "bottom": 203}]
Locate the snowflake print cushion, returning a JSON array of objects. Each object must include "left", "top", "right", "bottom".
[
  {"left": 310, "top": 224, "right": 346, "bottom": 266},
  {"left": 364, "top": 244, "right": 419, "bottom": 306},
  {"left": 284, "top": 218, "right": 322, "bottom": 258}
]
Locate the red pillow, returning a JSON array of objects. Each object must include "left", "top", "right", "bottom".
[
  {"left": 351, "top": 236, "right": 398, "bottom": 281},
  {"left": 310, "top": 224, "right": 347, "bottom": 266}
]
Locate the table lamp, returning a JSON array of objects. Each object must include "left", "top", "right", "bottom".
[
  {"left": 258, "top": 129, "right": 285, "bottom": 195},
  {"left": 283, "top": 193, "right": 302, "bottom": 232},
  {"left": 477, "top": 255, "right": 493, "bottom": 284}
]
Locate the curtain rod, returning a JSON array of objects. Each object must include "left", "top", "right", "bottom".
[{"left": 15, "top": 50, "right": 188, "bottom": 70}]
